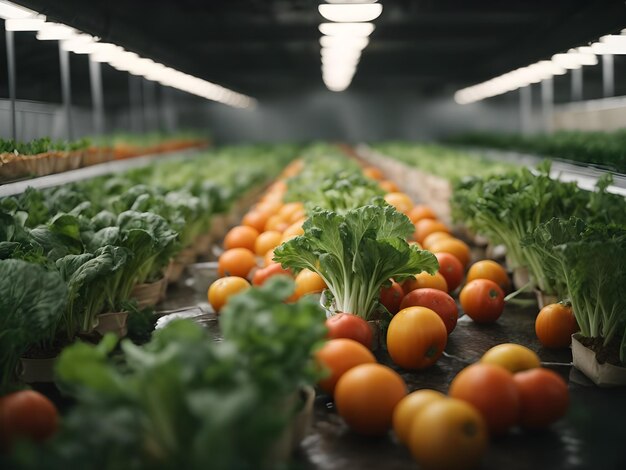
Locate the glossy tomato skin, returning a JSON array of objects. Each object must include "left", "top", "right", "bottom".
[
  {"left": 480, "top": 343, "right": 540, "bottom": 373},
  {"left": 379, "top": 280, "right": 404, "bottom": 315},
  {"left": 402, "top": 271, "right": 448, "bottom": 295},
  {"left": 217, "top": 248, "right": 258, "bottom": 278},
  {"left": 254, "top": 230, "right": 282, "bottom": 257},
  {"left": 387, "top": 307, "right": 448, "bottom": 369},
  {"left": 414, "top": 219, "right": 450, "bottom": 245},
  {"left": 459, "top": 279, "right": 505, "bottom": 324},
  {"left": 0, "top": 390, "right": 58, "bottom": 449},
  {"left": 449, "top": 363, "right": 520, "bottom": 435},
  {"left": 326, "top": 313, "right": 373, "bottom": 349},
  {"left": 399, "top": 288, "right": 458, "bottom": 335},
  {"left": 535, "top": 303, "right": 578, "bottom": 348},
  {"left": 466, "top": 260, "right": 510, "bottom": 292},
  {"left": 223, "top": 225, "right": 259, "bottom": 252},
  {"left": 514, "top": 368, "right": 569, "bottom": 429},
  {"left": 334, "top": 364, "right": 407, "bottom": 435},
  {"left": 408, "top": 205, "right": 437, "bottom": 224},
  {"left": 208, "top": 276, "right": 250, "bottom": 313},
  {"left": 292, "top": 269, "right": 327, "bottom": 300},
  {"left": 316, "top": 339, "right": 376, "bottom": 395},
  {"left": 435, "top": 252, "right": 464, "bottom": 292},
  {"left": 430, "top": 238, "right": 471, "bottom": 268},
  {"left": 393, "top": 389, "right": 445, "bottom": 445},
  {"left": 408, "top": 399, "right": 488, "bottom": 470},
  {"left": 252, "top": 263, "right": 292, "bottom": 286}
]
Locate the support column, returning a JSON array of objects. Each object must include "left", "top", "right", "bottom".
[
  {"left": 541, "top": 78, "right": 554, "bottom": 134},
  {"left": 571, "top": 68, "right": 583, "bottom": 102},
  {"left": 5, "top": 29, "right": 16, "bottom": 141},
  {"left": 602, "top": 54, "right": 614, "bottom": 98},
  {"left": 59, "top": 44, "right": 73, "bottom": 140},
  {"left": 89, "top": 58, "right": 105, "bottom": 135},
  {"left": 519, "top": 85, "right": 532, "bottom": 135}
]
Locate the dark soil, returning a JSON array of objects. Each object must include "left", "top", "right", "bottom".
[
  {"left": 22, "top": 337, "right": 73, "bottom": 359},
  {"left": 578, "top": 336, "right": 624, "bottom": 367}
]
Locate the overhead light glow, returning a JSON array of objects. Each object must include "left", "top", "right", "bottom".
[
  {"left": 36, "top": 22, "right": 76, "bottom": 40},
  {"left": 324, "top": 0, "right": 378, "bottom": 3},
  {"left": 0, "top": 1, "right": 36, "bottom": 20},
  {"left": 5, "top": 16, "right": 46, "bottom": 31},
  {"left": 60, "top": 34, "right": 99, "bottom": 53},
  {"left": 318, "top": 3, "right": 382, "bottom": 22},
  {"left": 320, "top": 35, "right": 369, "bottom": 50},
  {"left": 318, "top": 22, "right": 375, "bottom": 37}
]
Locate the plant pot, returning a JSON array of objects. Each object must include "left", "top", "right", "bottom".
[
  {"left": 266, "top": 386, "right": 315, "bottom": 466},
  {"left": 571, "top": 333, "right": 626, "bottom": 387},
  {"left": 512, "top": 266, "right": 530, "bottom": 290},
  {"left": 131, "top": 278, "right": 167, "bottom": 309},
  {"left": 95, "top": 311, "right": 128, "bottom": 337},
  {"left": 176, "top": 247, "right": 197, "bottom": 266},
  {"left": 17, "top": 357, "right": 57, "bottom": 383},
  {"left": 166, "top": 260, "right": 186, "bottom": 284},
  {"left": 193, "top": 234, "right": 213, "bottom": 256},
  {"left": 534, "top": 289, "right": 559, "bottom": 310}
]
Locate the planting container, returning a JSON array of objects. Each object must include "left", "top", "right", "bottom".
[
  {"left": 95, "top": 311, "right": 129, "bottom": 337},
  {"left": 17, "top": 357, "right": 57, "bottom": 383},
  {"left": 571, "top": 333, "right": 626, "bottom": 387},
  {"left": 512, "top": 266, "right": 530, "bottom": 290},
  {"left": 131, "top": 277, "right": 167, "bottom": 309}
]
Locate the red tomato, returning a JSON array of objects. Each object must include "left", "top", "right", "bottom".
[
  {"left": 326, "top": 313, "right": 373, "bottom": 349},
  {"left": 459, "top": 279, "right": 505, "bottom": 323},
  {"left": 387, "top": 307, "right": 448, "bottom": 369},
  {"left": 379, "top": 280, "right": 404, "bottom": 315},
  {"left": 399, "top": 288, "right": 458, "bottom": 335},
  {"left": 449, "top": 363, "right": 520, "bottom": 435},
  {"left": 535, "top": 303, "right": 578, "bottom": 348},
  {"left": 435, "top": 252, "right": 464, "bottom": 292},
  {"left": 252, "top": 263, "right": 292, "bottom": 286},
  {"left": 316, "top": 339, "right": 376, "bottom": 395},
  {"left": 514, "top": 368, "right": 569, "bottom": 429},
  {"left": 0, "top": 390, "right": 58, "bottom": 449}
]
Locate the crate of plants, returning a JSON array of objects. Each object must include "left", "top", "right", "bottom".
[{"left": 98, "top": 131, "right": 210, "bottom": 160}]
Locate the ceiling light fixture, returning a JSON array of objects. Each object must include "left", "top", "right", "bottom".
[
  {"left": 318, "top": 22, "right": 375, "bottom": 37},
  {"left": 5, "top": 15, "right": 45, "bottom": 31},
  {"left": 318, "top": 3, "right": 382, "bottom": 22}
]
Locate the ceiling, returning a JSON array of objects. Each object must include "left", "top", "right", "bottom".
[{"left": 3, "top": 0, "right": 626, "bottom": 105}]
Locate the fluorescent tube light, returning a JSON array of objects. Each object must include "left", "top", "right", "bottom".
[
  {"left": 5, "top": 16, "right": 46, "bottom": 31},
  {"left": 319, "top": 22, "right": 375, "bottom": 37},
  {"left": 318, "top": 3, "right": 382, "bottom": 22},
  {"left": 0, "top": 1, "right": 36, "bottom": 19},
  {"left": 36, "top": 23, "right": 76, "bottom": 40}
]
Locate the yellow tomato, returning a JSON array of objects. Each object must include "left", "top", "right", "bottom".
[
  {"left": 384, "top": 192, "right": 413, "bottom": 214},
  {"left": 208, "top": 276, "right": 250, "bottom": 313},
  {"left": 480, "top": 343, "right": 541, "bottom": 373},
  {"left": 393, "top": 389, "right": 446, "bottom": 445}
]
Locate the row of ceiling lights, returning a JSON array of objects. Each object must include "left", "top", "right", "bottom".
[
  {"left": 455, "top": 34, "right": 626, "bottom": 105},
  {"left": 0, "top": 1, "right": 256, "bottom": 109},
  {"left": 318, "top": 1, "right": 382, "bottom": 92}
]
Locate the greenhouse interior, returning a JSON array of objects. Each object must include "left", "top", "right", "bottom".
[{"left": 1, "top": 1, "right": 625, "bottom": 469}]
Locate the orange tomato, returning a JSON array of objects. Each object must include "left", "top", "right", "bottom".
[
  {"left": 254, "top": 230, "right": 282, "bottom": 256},
  {"left": 466, "top": 260, "right": 510, "bottom": 292},
  {"left": 316, "top": 339, "right": 376, "bottom": 395},
  {"left": 387, "top": 307, "right": 448, "bottom": 369},
  {"left": 414, "top": 219, "right": 450, "bottom": 244},
  {"left": 363, "top": 166, "right": 385, "bottom": 181},
  {"left": 217, "top": 248, "right": 258, "bottom": 278},
  {"left": 252, "top": 263, "right": 292, "bottom": 286},
  {"left": 384, "top": 192, "right": 413, "bottom": 214},
  {"left": 281, "top": 219, "right": 305, "bottom": 240},
  {"left": 379, "top": 180, "right": 400, "bottom": 193},
  {"left": 399, "top": 288, "right": 458, "bottom": 335},
  {"left": 292, "top": 269, "right": 327, "bottom": 300},
  {"left": 278, "top": 202, "right": 304, "bottom": 221},
  {"left": 408, "top": 205, "right": 437, "bottom": 224},
  {"left": 422, "top": 231, "right": 452, "bottom": 251},
  {"left": 208, "top": 276, "right": 250, "bottom": 313},
  {"left": 513, "top": 368, "right": 569, "bottom": 429},
  {"left": 223, "top": 225, "right": 259, "bottom": 252},
  {"left": 402, "top": 271, "right": 448, "bottom": 294},
  {"left": 535, "top": 303, "right": 578, "bottom": 348},
  {"left": 265, "top": 214, "right": 289, "bottom": 233},
  {"left": 480, "top": 343, "right": 541, "bottom": 373},
  {"left": 434, "top": 252, "right": 464, "bottom": 292},
  {"left": 430, "top": 238, "right": 471, "bottom": 268},
  {"left": 449, "top": 363, "right": 520, "bottom": 435},
  {"left": 334, "top": 364, "right": 407, "bottom": 435},
  {"left": 393, "top": 389, "right": 446, "bottom": 445},
  {"left": 408, "top": 398, "right": 488, "bottom": 470},
  {"left": 459, "top": 279, "right": 505, "bottom": 324},
  {"left": 242, "top": 210, "right": 270, "bottom": 233}
]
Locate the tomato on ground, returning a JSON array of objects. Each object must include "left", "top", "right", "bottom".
[
  {"left": 254, "top": 230, "right": 283, "bottom": 256},
  {"left": 459, "top": 279, "right": 505, "bottom": 324},
  {"left": 408, "top": 398, "right": 488, "bottom": 470},
  {"left": 535, "top": 303, "right": 578, "bottom": 348},
  {"left": 429, "top": 238, "right": 471, "bottom": 268},
  {"left": 466, "top": 260, "right": 511, "bottom": 292},
  {"left": 242, "top": 210, "right": 270, "bottom": 233},
  {"left": 265, "top": 215, "right": 289, "bottom": 233},
  {"left": 384, "top": 192, "right": 414, "bottom": 214},
  {"left": 223, "top": 225, "right": 260, "bottom": 252},
  {"left": 449, "top": 363, "right": 520, "bottom": 435},
  {"left": 387, "top": 307, "right": 448, "bottom": 369},
  {"left": 326, "top": 313, "right": 373, "bottom": 349},
  {"left": 218, "top": 247, "right": 258, "bottom": 279},
  {"left": 402, "top": 271, "right": 448, "bottom": 294},
  {"left": 399, "top": 288, "right": 458, "bottom": 335},
  {"left": 379, "top": 280, "right": 404, "bottom": 315},
  {"left": 408, "top": 205, "right": 437, "bottom": 224},
  {"left": 422, "top": 231, "right": 452, "bottom": 251},
  {"left": 480, "top": 343, "right": 541, "bottom": 373},
  {"left": 513, "top": 368, "right": 569, "bottom": 429},
  {"left": 393, "top": 389, "right": 446, "bottom": 445},
  {"left": 434, "top": 252, "right": 464, "bottom": 292},
  {"left": 252, "top": 263, "right": 292, "bottom": 286},
  {"left": 334, "top": 364, "right": 407, "bottom": 435},
  {"left": 0, "top": 390, "right": 58, "bottom": 449},
  {"left": 414, "top": 219, "right": 450, "bottom": 244},
  {"left": 291, "top": 269, "right": 327, "bottom": 300},
  {"left": 208, "top": 276, "right": 250, "bottom": 313},
  {"left": 316, "top": 339, "right": 376, "bottom": 395}
]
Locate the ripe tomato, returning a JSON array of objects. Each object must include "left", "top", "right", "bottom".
[
  {"left": 393, "top": 389, "right": 445, "bottom": 445},
  {"left": 384, "top": 192, "right": 413, "bottom": 214},
  {"left": 434, "top": 252, "right": 464, "bottom": 292},
  {"left": 513, "top": 368, "right": 569, "bottom": 429},
  {"left": 252, "top": 263, "right": 292, "bottom": 286},
  {"left": 316, "top": 339, "right": 376, "bottom": 395},
  {"left": 208, "top": 276, "right": 250, "bottom": 313},
  {"left": 363, "top": 166, "right": 385, "bottom": 181},
  {"left": 254, "top": 230, "right": 283, "bottom": 256},
  {"left": 242, "top": 210, "right": 270, "bottom": 233},
  {"left": 408, "top": 205, "right": 437, "bottom": 224},
  {"left": 218, "top": 247, "right": 258, "bottom": 278},
  {"left": 223, "top": 225, "right": 260, "bottom": 252},
  {"left": 399, "top": 288, "right": 458, "bottom": 335},
  {"left": 379, "top": 180, "right": 400, "bottom": 193},
  {"left": 265, "top": 215, "right": 289, "bottom": 233},
  {"left": 459, "top": 279, "right": 505, "bottom": 324},
  {"left": 480, "top": 343, "right": 541, "bottom": 373},
  {"left": 387, "top": 307, "right": 448, "bottom": 369},
  {"left": 281, "top": 219, "right": 305, "bottom": 241},
  {"left": 429, "top": 238, "right": 471, "bottom": 268},
  {"left": 466, "top": 260, "right": 511, "bottom": 292},
  {"left": 449, "top": 363, "right": 520, "bottom": 435},
  {"left": 414, "top": 219, "right": 450, "bottom": 244},
  {"left": 0, "top": 390, "right": 58, "bottom": 449},
  {"left": 334, "top": 364, "right": 407, "bottom": 435},
  {"left": 535, "top": 303, "right": 578, "bottom": 348},
  {"left": 422, "top": 231, "right": 452, "bottom": 251},
  {"left": 379, "top": 280, "right": 404, "bottom": 315},
  {"left": 278, "top": 202, "right": 304, "bottom": 221},
  {"left": 292, "top": 269, "right": 327, "bottom": 300},
  {"left": 326, "top": 313, "right": 373, "bottom": 349},
  {"left": 402, "top": 271, "right": 448, "bottom": 294},
  {"left": 408, "top": 398, "right": 488, "bottom": 470}
]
